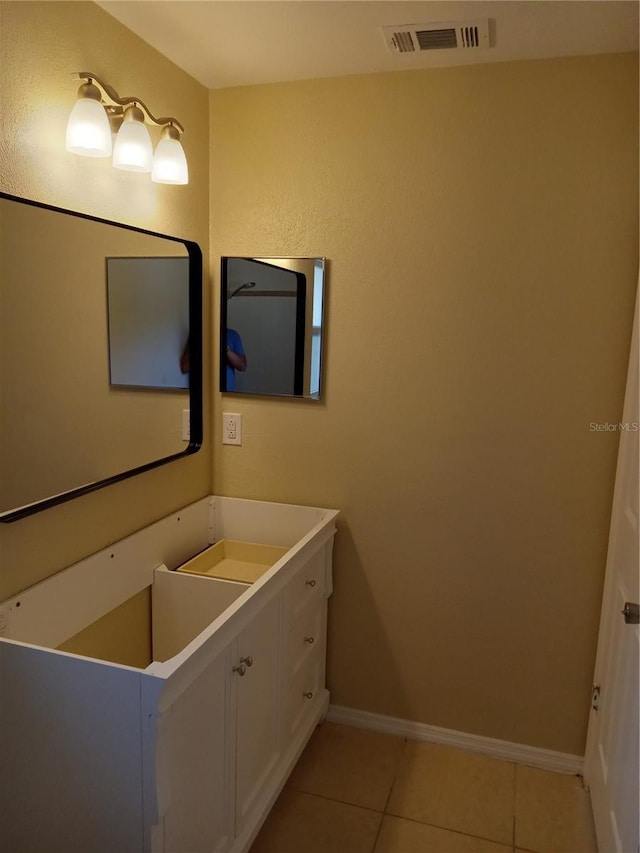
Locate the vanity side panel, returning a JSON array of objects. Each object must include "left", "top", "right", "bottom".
[{"left": 0, "top": 641, "right": 144, "bottom": 853}]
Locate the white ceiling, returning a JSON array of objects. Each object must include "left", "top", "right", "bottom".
[{"left": 98, "top": 1, "right": 639, "bottom": 90}]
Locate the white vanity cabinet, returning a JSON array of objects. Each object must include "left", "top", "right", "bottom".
[{"left": 0, "top": 496, "right": 338, "bottom": 853}]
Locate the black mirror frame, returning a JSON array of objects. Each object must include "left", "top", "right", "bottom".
[{"left": 0, "top": 192, "right": 203, "bottom": 523}]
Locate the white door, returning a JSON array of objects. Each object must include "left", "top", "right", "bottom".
[
  {"left": 234, "top": 595, "right": 281, "bottom": 835},
  {"left": 156, "top": 649, "right": 235, "bottom": 853},
  {"left": 584, "top": 287, "right": 639, "bottom": 853}
]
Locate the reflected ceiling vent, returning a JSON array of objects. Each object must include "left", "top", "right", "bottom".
[{"left": 382, "top": 20, "right": 491, "bottom": 54}]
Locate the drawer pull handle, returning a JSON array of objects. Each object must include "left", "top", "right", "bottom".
[
  {"left": 240, "top": 655, "right": 254, "bottom": 667},
  {"left": 305, "top": 580, "right": 317, "bottom": 588},
  {"left": 233, "top": 664, "right": 247, "bottom": 677},
  {"left": 304, "top": 636, "right": 315, "bottom": 644},
  {"left": 303, "top": 691, "right": 314, "bottom": 699}
]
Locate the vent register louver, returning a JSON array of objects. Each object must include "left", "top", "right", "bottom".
[{"left": 383, "top": 20, "right": 490, "bottom": 54}]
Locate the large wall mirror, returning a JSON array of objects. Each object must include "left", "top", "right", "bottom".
[
  {"left": 0, "top": 192, "right": 203, "bottom": 523},
  {"left": 221, "top": 257, "right": 325, "bottom": 399}
]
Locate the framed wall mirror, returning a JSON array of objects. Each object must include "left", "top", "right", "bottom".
[
  {"left": 220, "top": 257, "right": 325, "bottom": 399},
  {"left": 0, "top": 192, "right": 203, "bottom": 523}
]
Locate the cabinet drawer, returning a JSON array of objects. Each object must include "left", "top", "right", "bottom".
[
  {"left": 283, "top": 550, "right": 326, "bottom": 629},
  {"left": 287, "top": 597, "right": 326, "bottom": 680},
  {"left": 283, "top": 646, "right": 325, "bottom": 742}
]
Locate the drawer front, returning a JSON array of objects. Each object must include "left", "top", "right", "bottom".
[
  {"left": 283, "top": 550, "right": 326, "bottom": 629},
  {"left": 287, "top": 597, "right": 326, "bottom": 680},
  {"left": 283, "top": 646, "right": 325, "bottom": 742}
]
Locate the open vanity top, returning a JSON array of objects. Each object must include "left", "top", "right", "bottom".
[{"left": 0, "top": 494, "right": 339, "bottom": 679}]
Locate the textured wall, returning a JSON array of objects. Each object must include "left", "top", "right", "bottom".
[
  {"left": 210, "top": 54, "right": 639, "bottom": 754},
  {"left": 0, "top": 1, "right": 210, "bottom": 600}
]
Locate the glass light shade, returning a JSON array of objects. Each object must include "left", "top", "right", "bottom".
[
  {"left": 65, "top": 97, "right": 112, "bottom": 157},
  {"left": 112, "top": 114, "right": 153, "bottom": 172},
  {"left": 152, "top": 137, "right": 189, "bottom": 185}
]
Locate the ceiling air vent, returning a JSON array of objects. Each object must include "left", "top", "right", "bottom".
[{"left": 383, "top": 20, "right": 490, "bottom": 54}]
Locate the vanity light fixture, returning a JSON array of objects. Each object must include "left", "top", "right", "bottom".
[
  {"left": 65, "top": 72, "right": 189, "bottom": 185},
  {"left": 112, "top": 104, "right": 154, "bottom": 173},
  {"left": 151, "top": 125, "right": 189, "bottom": 185},
  {"left": 65, "top": 79, "right": 113, "bottom": 157}
]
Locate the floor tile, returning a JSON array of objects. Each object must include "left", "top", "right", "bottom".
[
  {"left": 515, "top": 766, "right": 597, "bottom": 853},
  {"left": 374, "top": 815, "right": 515, "bottom": 853},
  {"left": 286, "top": 721, "right": 405, "bottom": 811},
  {"left": 250, "top": 789, "right": 382, "bottom": 853},
  {"left": 387, "top": 741, "right": 516, "bottom": 845}
]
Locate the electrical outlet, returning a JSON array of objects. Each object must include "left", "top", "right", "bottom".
[
  {"left": 223, "top": 412, "right": 242, "bottom": 445},
  {"left": 182, "top": 409, "right": 190, "bottom": 442}
]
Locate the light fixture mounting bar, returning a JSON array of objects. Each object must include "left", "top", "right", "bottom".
[{"left": 74, "top": 71, "right": 185, "bottom": 134}]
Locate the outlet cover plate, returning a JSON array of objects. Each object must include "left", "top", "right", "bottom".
[{"left": 222, "top": 412, "right": 242, "bottom": 445}]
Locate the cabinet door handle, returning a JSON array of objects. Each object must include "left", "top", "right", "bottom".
[
  {"left": 622, "top": 602, "right": 640, "bottom": 624},
  {"left": 303, "top": 691, "right": 314, "bottom": 699},
  {"left": 305, "top": 579, "right": 317, "bottom": 588},
  {"left": 233, "top": 664, "right": 247, "bottom": 677},
  {"left": 304, "top": 636, "right": 315, "bottom": 644},
  {"left": 240, "top": 655, "right": 254, "bottom": 667}
]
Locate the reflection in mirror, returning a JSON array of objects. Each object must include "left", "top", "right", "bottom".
[
  {"left": 0, "top": 193, "right": 203, "bottom": 522},
  {"left": 107, "top": 257, "right": 189, "bottom": 390},
  {"left": 221, "top": 257, "right": 325, "bottom": 399}
]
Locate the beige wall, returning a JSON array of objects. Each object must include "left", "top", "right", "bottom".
[
  {"left": 0, "top": 1, "right": 210, "bottom": 600},
  {"left": 210, "top": 54, "right": 639, "bottom": 754}
]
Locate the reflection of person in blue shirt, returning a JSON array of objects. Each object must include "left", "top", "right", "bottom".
[{"left": 226, "top": 328, "right": 247, "bottom": 390}]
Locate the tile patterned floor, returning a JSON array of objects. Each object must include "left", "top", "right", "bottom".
[{"left": 250, "top": 722, "right": 598, "bottom": 853}]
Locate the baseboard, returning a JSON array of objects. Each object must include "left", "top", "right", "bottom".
[{"left": 326, "top": 704, "right": 583, "bottom": 775}]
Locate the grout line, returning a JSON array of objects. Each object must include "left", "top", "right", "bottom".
[
  {"left": 370, "top": 813, "right": 385, "bottom": 853},
  {"left": 380, "top": 811, "right": 517, "bottom": 849},
  {"left": 382, "top": 736, "right": 408, "bottom": 813},
  {"left": 371, "top": 735, "right": 410, "bottom": 852},
  {"left": 381, "top": 736, "right": 516, "bottom": 849},
  {"left": 512, "top": 760, "right": 518, "bottom": 850},
  {"left": 286, "top": 786, "right": 386, "bottom": 815}
]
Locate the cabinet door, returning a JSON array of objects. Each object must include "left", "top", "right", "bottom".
[
  {"left": 156, "top": 649, "right": 234, "bottom": 853},
  {"left": 234, "top": 595, "right": 281, "bottom": 834}
]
